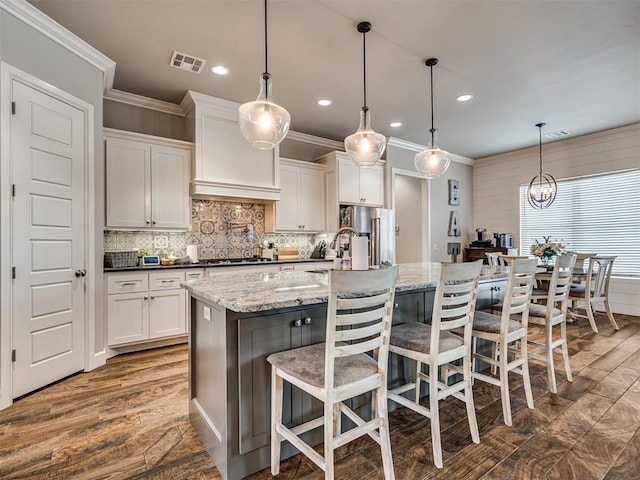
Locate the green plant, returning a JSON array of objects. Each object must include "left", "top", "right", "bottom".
[{"left": 137, "top": 249, "right": 150, "bottom": 258}]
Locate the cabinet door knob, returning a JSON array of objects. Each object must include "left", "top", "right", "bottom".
[
  {"left": 304, "top": 317, "right": 311, "bottom": 325},
  {"left": 75, "top": 269, "right": 86, "bottom": 277},
  {"left": 152, "top": 220, "right": 157, "bottom": 225},
  {"left": 394, "top": 303, "right": 399, "bottom": 309},
  {"left": 144, "top": 296, "right": 149, "bottom": 300},
  {"left": 150, "top": 295, "right": 155, "bottom": 300},
  {"left": 145, "top": 220, "right": 150, "bottom": 225},
  {"left": 293, "top": 319, "right": 302, "bottom": 327}
]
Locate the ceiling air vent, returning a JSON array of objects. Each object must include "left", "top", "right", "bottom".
[
  {"left": 169, "top": 51, "right": 206, "bottom": 74},
  {"left": 545, "top": 130, "right": 571, "bottom": 139}
]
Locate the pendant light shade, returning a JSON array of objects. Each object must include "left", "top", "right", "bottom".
[
  {"left": 344, "top": 21, "right": 386, "bottom": 167},
  {"left": 414, "top": 58, "right": 450, "bottom": 179},
  {"left": 527, "top": 122, "right": 557, "bottom": 209},
  {"left": 238, "top": 0, "right": 290, "bottom": 150}
]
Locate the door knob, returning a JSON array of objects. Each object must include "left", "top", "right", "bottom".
[{"left": 75, "top": 269, "right": 86, "bottom": 277}]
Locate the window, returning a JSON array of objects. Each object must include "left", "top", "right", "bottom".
[{"left": 519, "top": 170, "right": 640, "bottom": 277}]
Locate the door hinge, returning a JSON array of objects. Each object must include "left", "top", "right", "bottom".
[
  {"left": 12, "top": 184, "right": 16, "bottom": 197},
  {"left": 12, "top": 267, "right": 16, "bottom": 279},
  {"left": 12, "top": 350, "right": 16, "bottom": 362},
  {"left": 11, "top": 101, "right": 16, "bottom": 115}
]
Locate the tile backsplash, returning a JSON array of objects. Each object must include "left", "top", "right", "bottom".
[{"left": 104, "top": 199, "right": 319, "bottom": 259}]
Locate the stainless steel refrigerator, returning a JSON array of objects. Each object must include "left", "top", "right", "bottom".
[{"left": 339, "top": 205, "right": 395, "bottom": 266}]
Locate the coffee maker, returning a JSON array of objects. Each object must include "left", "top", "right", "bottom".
[
  {"left": 470, "top": 228, "right": 492, "bottom": 247},
  {"left": 494, "top": 233, "right": 514, "bottom": 249}
]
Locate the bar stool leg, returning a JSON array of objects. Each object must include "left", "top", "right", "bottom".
[
  {"left": 546, "top": 324, "right": 558, "bottom": 394},
  {"left": 271, "top": 369, "right": 283, "bottom": 476},
  {"left": 429, "top": 361, "right": 443, "bottom": 468},
  {"left": 560, "top": 321, "right": 573, "bottom": 383}
]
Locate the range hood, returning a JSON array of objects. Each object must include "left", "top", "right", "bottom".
[
  {"left": 190, "top": 179, "right": 280, "bottom": 202},
  {"left": 182, "top": 91, "right": 282, "bottom": 203}
]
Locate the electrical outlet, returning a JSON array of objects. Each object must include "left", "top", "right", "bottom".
[{"left": 203, "top": 305, "right": 211, "bottom": 322}]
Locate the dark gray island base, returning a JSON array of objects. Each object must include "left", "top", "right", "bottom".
[{"left": 183, "top": 263, "right": 507, "bottom": 480}]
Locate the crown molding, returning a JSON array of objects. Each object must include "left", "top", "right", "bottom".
[
  {"left": 387, "top": 136, "right": 475, "bottom": 166},
  {"left": 105, "top": 89, "right": 184, "bottom": 116},
  {"left": 1, "top": 0, "right": 115, "bottom": 93},
  {"left": 285, "top": 131, "right": 344, "bottom": 150}
]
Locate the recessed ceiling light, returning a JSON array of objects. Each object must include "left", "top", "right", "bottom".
[
  {"left": 545, "top": 130, "right": 571, "bottom": 138},
  {"left": 456, "top": 94, "right": 473, "bottom": 102},
  {"left": 390, "top": 122, "right": 402, "bottom": 128},
  {"left": 211, "top": 65, "right": 229, "bottom": 75},
  {"left": 317, "top": 99, "right": 332, "bottom": 106}
]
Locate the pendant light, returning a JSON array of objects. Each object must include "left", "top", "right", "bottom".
[
  {"left": 414, "top": 58, "right": 451, "bottom": 179},
  {"left": 527, "top": 122, "right": 557, "bottom": 209},
  {"left": 344, "top": 21, "right": 386, "bottom": 167},
  {"left": 238, "top": 0, "right": 290, "bottom": 150}
]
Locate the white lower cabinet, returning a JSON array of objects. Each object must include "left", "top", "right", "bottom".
[{"left": 107, "top": 270, "right": 191, "bottom": 347}]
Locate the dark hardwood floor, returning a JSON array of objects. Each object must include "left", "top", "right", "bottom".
[{"left": 1, "top": 312, "right": 639, "bottom": 480}]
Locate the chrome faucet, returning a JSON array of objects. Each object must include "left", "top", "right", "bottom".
[{"left": 329, "top": 227, "right": 360, "bottom": 251}]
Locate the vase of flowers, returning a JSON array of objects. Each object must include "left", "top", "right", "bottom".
[{"left": 530, "top": 236, "right": 565, "bottom": 267}]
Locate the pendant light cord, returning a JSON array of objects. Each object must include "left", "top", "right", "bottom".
[
  {"left": 429, "top": 63, "right": 435, "bottom": 142},
  {"left": 362, "top": 28, "right": 367, "bottom": 109},
  {"left": 263, "top": 0, "right": 268, "bottom": 74},
  {"left": 538, "top": 125, "right": 543, "bottom": 176}
]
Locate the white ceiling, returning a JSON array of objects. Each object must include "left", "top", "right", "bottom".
[{"left": 28, "top": 0, "right": 640, "bottom": 159}]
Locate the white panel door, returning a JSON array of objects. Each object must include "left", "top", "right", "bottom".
[
  {"left": 151, "top": 145, "right": 190, "bottom": 229},
  {"left": 11, "top": 80, "right": 86, "bottom": 397}
]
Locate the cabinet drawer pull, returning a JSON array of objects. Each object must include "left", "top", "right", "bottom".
[
  {"left": 121, "top": 282, "right": 137, "bottom": 286},
  {"left": 160, "top": 280, "right": 175, "bottom": 283}
]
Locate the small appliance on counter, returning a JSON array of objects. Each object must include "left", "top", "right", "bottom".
[
  {"left": 494, "top": 233, "right": 514, "bottom": 249},
  {"left": 470, "top": 227, "right": 493, "bottom": 247}
]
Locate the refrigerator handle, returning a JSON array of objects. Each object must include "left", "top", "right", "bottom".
[{"left": 371, "top": 217, "right": 380, "bottom": 267}]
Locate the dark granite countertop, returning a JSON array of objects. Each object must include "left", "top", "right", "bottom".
[{"left": 104, "top": 257, "right": 332, "bottom": 273}]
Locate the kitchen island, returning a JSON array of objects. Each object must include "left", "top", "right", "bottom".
[{"left": 182, "top": 263, "right": 507, "bottom": 480}]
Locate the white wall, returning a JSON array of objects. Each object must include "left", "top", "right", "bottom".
[
  {"left": 0, "top": 0, "right": 109, "bottom": 408},
  {"left": 386, "top": 139, "right": 474, "bottom": 263},
  {"left": 473, "top": 123, "right": 640, "bottom": 315}
]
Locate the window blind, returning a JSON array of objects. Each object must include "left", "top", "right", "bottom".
[{"left": 519, "top": 169, "right": 640, "bottom": 277}]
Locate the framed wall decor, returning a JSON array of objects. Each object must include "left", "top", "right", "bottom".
[
  {"left": 448, "top": 211, "right": 461, "bottom": 237},
  {"left": 448, "top": 179, "right": 460, "bottom": 206}
]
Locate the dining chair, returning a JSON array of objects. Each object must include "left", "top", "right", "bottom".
[
  {"left": 486, "top": 252, "right": 501, "bottom": 266},
  {"left": 268, "top": 266, "right": 399, "bottom": 480},
  {"left": 568, "top": 255, "right": 618, "bottom": 332},
  {"left": 470, "top": 258, "right": 538, "bottom": 425},
  {"left": 524, "top": 253, "right": 577, "bottom": 393},
  {"left": 498, "top": 254, "right": 529, "bottom": 266},
  {"left": 387, "top": 261, "right": 483, "bottom": 468}
]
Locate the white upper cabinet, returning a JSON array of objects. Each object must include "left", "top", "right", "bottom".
[
  {"left": 105, "top": 129, "right": 191, "bottom": 230},
  {"left": 271, "top": 159, "right": 325, "bottom": 232},
  {"left": 318, "top": 151, "right": 384, "bottom": 207},
  {"left": 181, "top": 91, "right": 280, "bottom": 201}
]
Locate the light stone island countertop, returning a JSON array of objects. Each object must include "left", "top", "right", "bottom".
[{"left": 181, "top": 262, "right": 509, "bottom": 313}]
